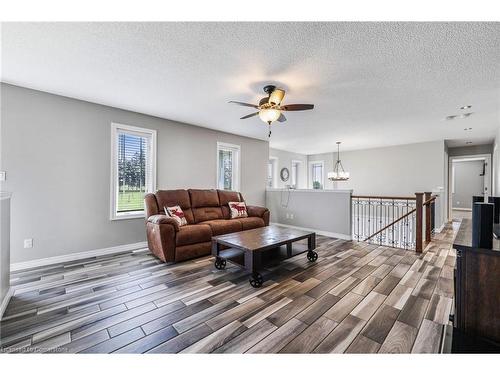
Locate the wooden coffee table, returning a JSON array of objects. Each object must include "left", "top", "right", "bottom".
[{"left": 211, "top": 225, "right": 317, "bottom": 287}]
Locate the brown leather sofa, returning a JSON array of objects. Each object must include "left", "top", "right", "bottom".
[{"left": 144, "top": 189, "right": 270, "bottom": 263}]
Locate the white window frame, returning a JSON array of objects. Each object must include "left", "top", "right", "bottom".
[
  {"left": 216, "top": 142, "right": 241, "bottom": 191},
  {"left": 268, "top": 156, "right": 279, "bottom": 188},
  {"left": 110, "top": 123, "right": 157, "bottom": 220},
  {"left": 291, "top": 159, "right": 302, "bottom": 188},
  {"left": 308, "top": 160, "right": 324, "bottom": 189}
]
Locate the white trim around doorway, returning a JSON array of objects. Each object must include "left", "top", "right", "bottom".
[{"left": 448, "top": 153, "right": 492, "bottom": 220}]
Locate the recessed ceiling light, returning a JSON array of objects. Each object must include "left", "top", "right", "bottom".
[
  {"left": 446, "top": 112, "right": 473, "bottom": 120},
  {"left": 460, "top": 105, "right": 472, "bottom": 110}
]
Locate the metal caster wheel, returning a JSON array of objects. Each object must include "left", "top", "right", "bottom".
[
  {"left": 307, "top": 251, "right": 318, "bottom": 262},
  {"left": 249, "top": 273, "right": 263, "bottom": 288},
  {"left": 214, "top": 257, "right": 226, "bottom": 270}
]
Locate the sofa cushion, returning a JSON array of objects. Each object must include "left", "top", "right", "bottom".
[
  {"left": 192, "top": 207, "right": 224, "bottom": 223},
  {"left": 145, "top": 193, "right": 160, "bottom": 217},
  {"left": 189, "top": 189, "right": 224, "bottom": 223},
  {"left": 156, "top": 190, "right": 195, "bottom": 224},
  {"left": 218, "top": 190, "right": 243, "bottom": 219},
  {"left": 202, "top": 219, "right": 242, "bottom": 236},
  {"left": 189, "top": 189, "right": 220, "bottom": 207},
  {"left": 236, "top": 217, "right": 265, "bottom": 230},
  {"left": 176, "top": 224, "right": 212, "bottom": 246}
]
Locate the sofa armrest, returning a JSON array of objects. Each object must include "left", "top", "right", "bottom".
[
  {"left": 247, "top": 205, "right": 270, "bottom": 226},
  {"left": 147, "top": 214, "right": 180, "bottom": 232},
  {"left": 146, "top": 215, "right": 178, "bottom": 263}
]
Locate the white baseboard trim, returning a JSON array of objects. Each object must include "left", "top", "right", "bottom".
[
  {"left": 0, "top": 287, "right": 13, "bottom": 319},
  {"left": 11, "top": 241, "right": 148, "bottom": 272},
  {"left": 270, "top": 222, "right": 352, "bottom": 241}
]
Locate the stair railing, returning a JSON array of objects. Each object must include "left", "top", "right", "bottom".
[{"left": 352, "top": 192, "right": 437, "bottom": 252}]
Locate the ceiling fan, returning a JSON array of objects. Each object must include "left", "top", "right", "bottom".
[{"left": 229, "top": 85, "right": 314, "bottom": 137}]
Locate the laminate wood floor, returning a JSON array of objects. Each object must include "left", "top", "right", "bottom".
[{"left": 0, "top": 225, "right": 457, "bottom": 354}]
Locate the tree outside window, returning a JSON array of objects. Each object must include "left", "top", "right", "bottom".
[{"left": 217, "top": 142, "right": 240, "bottom": 191}]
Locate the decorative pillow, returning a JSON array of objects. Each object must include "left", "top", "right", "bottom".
[
  {"left": 164, "top": 205, "right": 188, "bottom": 226},
  {"left": 228, "top": 201, "right": 248, "bottom": 219}
]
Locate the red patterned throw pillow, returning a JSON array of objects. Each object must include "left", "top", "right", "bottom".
[
  {"left": 164, "top": 205, "right": 188, "bottom": 226},
  {"left": 228, "top": 201, "right": 248, "bottom": 219}
]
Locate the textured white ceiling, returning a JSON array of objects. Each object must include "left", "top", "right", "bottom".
[{"left": 1, "top": 22, "right": 499, "bottom": 154}]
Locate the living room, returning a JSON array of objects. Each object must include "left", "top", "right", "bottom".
[{"left": 0, "top": 1, "right": 499, "bottom": 373}]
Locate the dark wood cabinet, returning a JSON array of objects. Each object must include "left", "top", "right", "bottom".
[{"left": 454, "top": 218, "right": 500, "bottom": 345}]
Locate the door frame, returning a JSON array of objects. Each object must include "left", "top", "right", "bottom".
[{"left": 448, "top": 153, "right": 492, "bottom": 219}]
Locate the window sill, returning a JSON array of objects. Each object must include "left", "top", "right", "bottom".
[{"left": 110, "top": 212, "right": 145, "bottom": 221}]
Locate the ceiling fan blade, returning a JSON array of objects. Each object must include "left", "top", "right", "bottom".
[
  {"left": 280, "top": 104, "right": 314, "bottom": 111},
  {"left": 240, "top": 112, "right": 259, "bottom": 120},
  {"left": 277, "top": 113, "right": 287, "bottom": 122},
  {"left": 228, "top": 101, "right": 259, "bottom": 108}
]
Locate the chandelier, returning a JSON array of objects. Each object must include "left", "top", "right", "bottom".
[{"left": 328, "top": 142, "right": 350, "bottom": 181}]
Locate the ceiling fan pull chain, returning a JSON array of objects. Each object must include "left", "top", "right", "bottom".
[{"left": 268, "top": 124, "right": 272, "bottom": 138}]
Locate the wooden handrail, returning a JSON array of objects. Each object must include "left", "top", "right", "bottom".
[
  {"left": 352, "top": 195, "right": 416, "bottom": 200},
  {"left": 364, "top": 208, "right": 417, "bottom": 242},
  {"left": 422, "top": 195, "right": 437, "bottom": 206},
  {"left": 351, "top": 195, "right": 435, "bottom": 204},
  {"left": 353, "top": 191, "right": 438, "bottom": 252}
]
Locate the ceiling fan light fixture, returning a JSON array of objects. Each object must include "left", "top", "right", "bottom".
[
  {"left": 228, "top": 85, "right": 314, "bottom": 136},
  {"left": 259, "top": 108, "right": 281, "bottom": 124},
  {"left": 269, "top": 88, "right": 285, "bottom": 105}
]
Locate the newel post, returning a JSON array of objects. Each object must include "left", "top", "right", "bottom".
[
  {"left": 424, "top": 192, "right": 432, "bottom": 245},
  {"left": 415, "top": 192, "right": 424, "bottom": 253}
]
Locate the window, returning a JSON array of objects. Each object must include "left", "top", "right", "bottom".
[
  {"left": 268, "top": 157, "right": 278, "bottom": 188},
  {"left": 268, "top": 161, "right": 274, "bottom": 188},
  {"left": 217, "top": 142, "right": 240, "bottom": 191},
  {"left": 111, "top": 123, "right": 156, "bottom": 220},
  {"left": 309, "top": 161, "right": 324, "bottom": 189},
  {"left": 291, "top": 160, "right": 301, "bottom": 188}
]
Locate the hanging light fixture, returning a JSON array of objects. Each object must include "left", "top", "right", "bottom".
[{"left": 328, "top": 142, "right": 350, "bottom": 181}]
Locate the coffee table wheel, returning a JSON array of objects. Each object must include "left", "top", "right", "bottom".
[
  {"left": 214, "top": 257, "right": 226, "bottom": 270},
  {"left": 307, "top": 250, "right": 318, "bottom": 262},
  {"left": 249, "top": 273, "right": 263, "bottom": 288}
]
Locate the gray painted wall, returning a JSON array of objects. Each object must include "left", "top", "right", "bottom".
[
  {"left": 452, "top": 160, "right": 485, "bottom": 209},
  {"left": 307, "top": 140, "right": 446, "bottom": 196},
  {"left": 266, "top": 189, "right": 352, "bottom": 238},
  {"left": 269, "top": 148, "right": 308, "bottom": 189},
  {"left": 1, "top": 84, "right": 268, "bottom": 263},
  {"left": 0, "top": 195, "right": 11, "bottom": 310}
]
